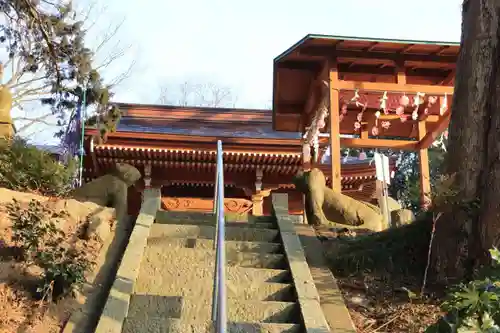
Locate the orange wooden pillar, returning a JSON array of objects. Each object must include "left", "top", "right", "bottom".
[
  {"left": 328, "top": 60, "right": 342, "bottom": 191},
  {"left": 418, "top": 120, "right": 432, "bottom": 209},
  {"left": 398, "top": 61, "right": 432, "bottom": 209}
]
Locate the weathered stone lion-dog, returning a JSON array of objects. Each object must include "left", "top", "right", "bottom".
[
  {"left": 0, "top": 82, "right": 14, "bottom": 139},
  {"left": 71, "top": 163, "right": 142, "bottom": 222},
  {"left": 293, "top": 168, "right": 406, "bottom": 232}
]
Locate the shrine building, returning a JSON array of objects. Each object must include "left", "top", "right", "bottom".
[
  {"left": 82, "top": 34, "right": 458, "bottom": 217},
  {"left": 272, "top": 34, "right": 457, "bottom": 208},
  {"left": 82, "top": 104, "right": 389, "bottom": 217}
]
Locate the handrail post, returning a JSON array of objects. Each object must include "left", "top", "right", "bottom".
[
  {"left": 211, "top": 140, "right": 226, "bottom": 332},
  {"left": 213, "top": 156, "right": 219, "bottom": 250},
  {"left": 211, "top": 163, "right": 220, "bottom": 315},
  {"left": 213, "top": 165, "right": 219, "bottom": 215}
]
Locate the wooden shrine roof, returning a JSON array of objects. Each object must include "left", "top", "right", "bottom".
[
  {"left": 111, "top": 103, "right": 301, "bottom": 140},
  {"left": 84, "top": 146, "right": 391, "bottom": 200},
  {"left": 83, "top": 103, "right": 395, "bottom": 202},
  {"left": 86, "top": 144, "right": 395, "bottom": 178},
  {"left": 272, "top": 34, "right": 459, "bottom": 148},
  {"left": 84, "top": 103, "right": 304, "bottom": 173},
  {"left": 84, "top": 102, "right": 400, "bottom": 169}
]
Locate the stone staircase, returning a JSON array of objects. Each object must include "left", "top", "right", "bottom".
[
  {"left": 122, "top": 211, "right": 304, "bottom": 332},
  {"left": 94, "top": 190, "right": 339, "bottom": 333}
]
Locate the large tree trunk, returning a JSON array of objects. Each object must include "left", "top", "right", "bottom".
[{"left": 431, "top": 0, "right": 500, "bottom": 283}]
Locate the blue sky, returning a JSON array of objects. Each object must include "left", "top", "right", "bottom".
[
  {"left": 14, "top": 0, "right": 463, "bottom": 144},
  {"left": 104, "top": 0, "right": 462, "bottom": 108}
]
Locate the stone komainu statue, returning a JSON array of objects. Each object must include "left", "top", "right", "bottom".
[
  {"left": 293, "top": 168, "right": 414, "bottom": 231},
  {"left": 0, "top": 84, "right": 14, "bottom": 139},
  {"left": 71, "top": 163, "right": 142, "bottom": 221}
]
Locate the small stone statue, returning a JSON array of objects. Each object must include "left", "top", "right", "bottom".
[{"left": 71, "top": 163, "right": 142, "bottom": 222}]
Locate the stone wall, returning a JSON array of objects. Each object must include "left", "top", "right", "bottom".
[
  {"left": 93, "top": 188, "right": 161, "bottom": 333},
  {"left": 271, "top": 192, "right": 356, "bottom": 332}
]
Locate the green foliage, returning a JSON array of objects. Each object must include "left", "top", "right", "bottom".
[
  {"left": 388, "top": 147, "right": 446, "bottom": 215},
  {"left": 34, "top": 244, "right": 90, "bottom": 300},
  {"left": 0, "top": 0, "right": 119, "bottom": 139},
  {"left": 0, "top": 138, "right": 75, "bottom": 196},
  {"left": 426, "top": 248, "right": 500, "bottom": 333},
  {"left": 7, "top": 198, "right": 90, "bottom": 300},
  {"left": 84, "top": 104, "right": 122, "bottom": 144},
  {"left": 389, "top": 151, "right": 421, "bottom": 212},
  {"left": 9, "top": 198, "right": 64, "bottom": 257},
  {"left": 340, "top": 138, "right": 447, "bottom": 215}
]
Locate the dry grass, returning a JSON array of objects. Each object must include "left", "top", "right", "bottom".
[
  {"left": 0, "top": 193, "right": 107, "bottom": 333},
  {"left": 0, "top": 283, "right": 28, "bottom": 333},
  {"left": 337, "top": 275, "right": 443, "bottom": 332},
  {"left": 0, "top": 280, "right": 70, "bottom": 333},
  {"left": 316, "top": 219, "right": 445, "bottom": 332}
]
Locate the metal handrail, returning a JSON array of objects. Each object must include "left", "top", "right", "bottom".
[{"left": 211, "top": 140, "right": 226, "bottom": 332}]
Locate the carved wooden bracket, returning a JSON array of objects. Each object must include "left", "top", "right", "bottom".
[
  {"left": 241, "top": 187, "right": 253, "bottom": 197},
  {"left": 144, "top": 163, "right": 152, "bottom": 188},
  {"left": 255, "top": 188, "right": 272, "bottom": 199},
  {"left": 255, "top": 168, "right": 263, "bottom": 192},
  {"left": 162, "top": 197, "right": 252, "bottom": 214}
]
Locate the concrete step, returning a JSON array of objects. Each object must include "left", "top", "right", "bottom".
[
  {"left": 156, "top": 211, "right": 276, "bottom": 229},
  {"left": 125, "top": 296, "right": 300, "bottom": 324},
  {"left": 156, "top": 211, "right": 276, "bottom": 224},
  {"left": 137, "top": 250, "right": 292, "bottom": 287},
  {"left": 144, "top": 243, "right": 287, "bottom": 269},
  {"left": 155, "top": 218, "right": 276, "bottom": 230},
  {"left": 150, "top": 223, "right": 280, "bottom": 243},
  {"left": 123, "top": 318, "right": 301, "bottom": 333},
  {"left": 226, "top": 252, "right": 286, "bottom": 269},
  {"left": 135, "top": 277, "right": 296, "bottom": 301},
  {"left": 147, "top": 237, "right": 283, "bottom": 254},
  {"left": 250, "top": 215, "right": 277, "bottom": 223}
]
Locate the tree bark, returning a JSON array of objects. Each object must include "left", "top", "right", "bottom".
[{"left": 431, "top": 0, "right": 500, "bottom": 282}]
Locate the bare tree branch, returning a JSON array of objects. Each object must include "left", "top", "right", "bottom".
[
  {"left": 94, "top": 19, "right": 124, "bottom": 54},
  {"left": 12, "top": 85, "right": 51, "bottom": 101},
  {"left": 79, "top": 1, "right": 99, "bottom": 29},
  {"left": 108, "top": 60, "right": 135, "bottom": 87},
  {"left": 157, "top": 87, "right": 169, "bottom": 105},
  {"left": 9, "top": 75, "right": 47, "bottom": 90},
  {"left": 15, "top": 113, "right": 58, "bottom": 133},
  {"left": 158, "top": 80, "right": 238, "bottom": 108},
  {"left": 2, "top": 0, "right": 135, "bottom": 136}
]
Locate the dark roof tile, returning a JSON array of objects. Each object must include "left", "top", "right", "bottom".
[{"left": 117, "top": 117, "right": 302, "bottom": 140}]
